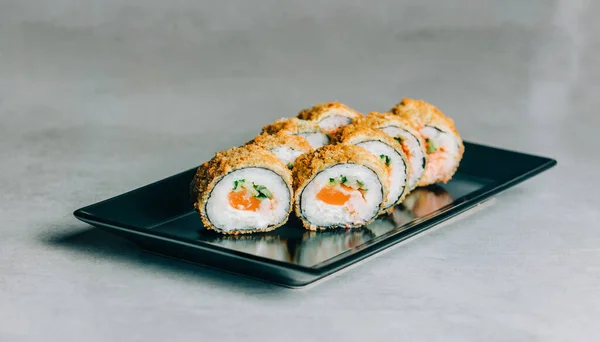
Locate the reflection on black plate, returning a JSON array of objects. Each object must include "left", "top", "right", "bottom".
[
  {"left": 294, "top": 228, "right": 376, "bottom": 267},
  {"left": 390, "top": 184, "right": 455, "bottom": 228},
  {"left": 198, "top": 230, "right": 293, "bottom": 263},
  {"left": 366, "top": 184, "right": 453, "bottom": 237},
  {"left": 196, "top": 184, "right": 455, "bottom": 267}
]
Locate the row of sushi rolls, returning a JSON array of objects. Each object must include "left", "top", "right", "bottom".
[{"left": 190, "top": 98, "right": 464, "bottom": 237}]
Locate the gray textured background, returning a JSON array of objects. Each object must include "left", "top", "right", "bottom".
[{"left": 1, "top": 1, "right": 599, "bottom": 341}]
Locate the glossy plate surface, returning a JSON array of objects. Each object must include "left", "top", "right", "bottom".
[{"left": 74, "top": 142, "right": 556, "bottom": 287}]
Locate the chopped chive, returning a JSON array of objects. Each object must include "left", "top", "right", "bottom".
[
  {"left": 233, "top": 179, "right": 245, "bottom": 190},
  {"left": 356, "top": 180, "right": 367, "bottom": 190},
  {"left": 380, "top": 154, "right": 391, "bottom": 166},
  {"left": 329, "top": 178, "right": 335, "bottom": 183},
  {"left": 426, "top": 138, "right": 437, "bottom": 153},
  {"left": 341, "top": 175, "right": 347, "bottom": 184},
  {"left": 252, "top": 183, "right": 272, "bottom": 199}
]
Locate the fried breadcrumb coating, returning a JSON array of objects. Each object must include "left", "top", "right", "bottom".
[
  {"left": 292, "top": 144, "right": 389, "bottom": 230},
  {"left": 190, "top": 144, "right": 293, "bottom": 235}
]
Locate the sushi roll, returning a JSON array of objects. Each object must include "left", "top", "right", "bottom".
[
  {"left": 334, "top": 125, "right": 410, "bottom": 212},
  {"left": 262, "top": 117, "right": 330, "bottom": 149},
  {"left": 354, "top": 112, "right": 427, "bottom": 191},
  {"left": 292, "top": 144, "right": 389, "bottom": 231},
  {"left": 390, "top": 98, "right": 464, "bottom": 185},
  {"left": 246, "top": 131, "right": 313, "bottom": 169},
  {"left": 190, "top": 145, "right": 293, "bottom": 235},
  {"left": 297, "top": 101, "right": 362, "bottom": 135}
]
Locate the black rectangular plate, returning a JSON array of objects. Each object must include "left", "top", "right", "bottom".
[{"left": 74, "top": 142, "right": 556, "bottom": 288}]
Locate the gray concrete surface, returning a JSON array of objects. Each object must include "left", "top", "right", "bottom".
[{"left": 1, "top": 0, "right": 599, "bottom": 341}]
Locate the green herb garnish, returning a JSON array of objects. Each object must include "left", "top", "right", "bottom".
[
  {"left": 341, "top": 175, "right": 348, "bottom": 184},
  {"left": 233, "top": 179, "right": 245, "bottom": 190},
  {"left": 380, "top": 154, "right": 391, "bottom": 166},
  {"left": 252, "top": 183, "right": 273, "bottom": 199},
  {"left": 426, "top": 138, "right": 437, "bottom": 153},
  {"left": 329, "top": 178, "right": 335, "bottom": 184},
  {"left": 356, "top": 180, "right": 367, "bottom": 190}
]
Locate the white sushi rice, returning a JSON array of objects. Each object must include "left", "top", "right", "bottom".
[
  {"left": 355, "top": 140, "right": 408, "bottom": 209},
  {"left": 205, "top": 167, "right": 291, "bottom": 232},
  {"left": 269, "top": 147, "right": 305, "bottom": 168},
  {"left": 300, "top": 164, "right": 383, "bottom": 228},
  {"left": 381, "top": 126, "right": 425, "bottom": 190},
  {"left": 420, "top": 125, "right": 462, "bottom": 182},
  {"left": 298, "top": 132, "right": 330, "bottom": 149},
  {"left": 317, "top": 109, "right": 355, "bottom": 133}
]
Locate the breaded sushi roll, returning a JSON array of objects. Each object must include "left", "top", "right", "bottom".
[
  {"left": 297, "top": 101, "right": 362, "bottom": 135},
  {"left": 262, "top": 117, "right": 330, "bottom": 149},
  {"left": 335, "top": 125, "right": 410, "bottom": 212},
  {"left": 292, "top": 144, "right": 389, "bottom": 231},
  {"left": 246, "top": 131, "right": 313, "bottom": 169},
  {"left": 390, "top": 98, "right": 464, "bottom": 185},
  {"left": 190, "top": 145, "right": 293, "bottom": 235},
  {"left": 354, "top": 112, "right": 427, "bottom": 191}
]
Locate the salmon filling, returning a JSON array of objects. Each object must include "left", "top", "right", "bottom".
[
  {"left": 299, "top": 164, "right": 384, "bottom": 229},
  {"left": 315, "top": 176, "right": 368, "bottom": 218},
  {"left": 228, "top": 190, "right": 261, "bottom": 211},
  {"left": 228, "top": 179, "right": 274, "bottom": 211},
  {"left": 316, "top": 186, "right": 352, "bottom": 206}
]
